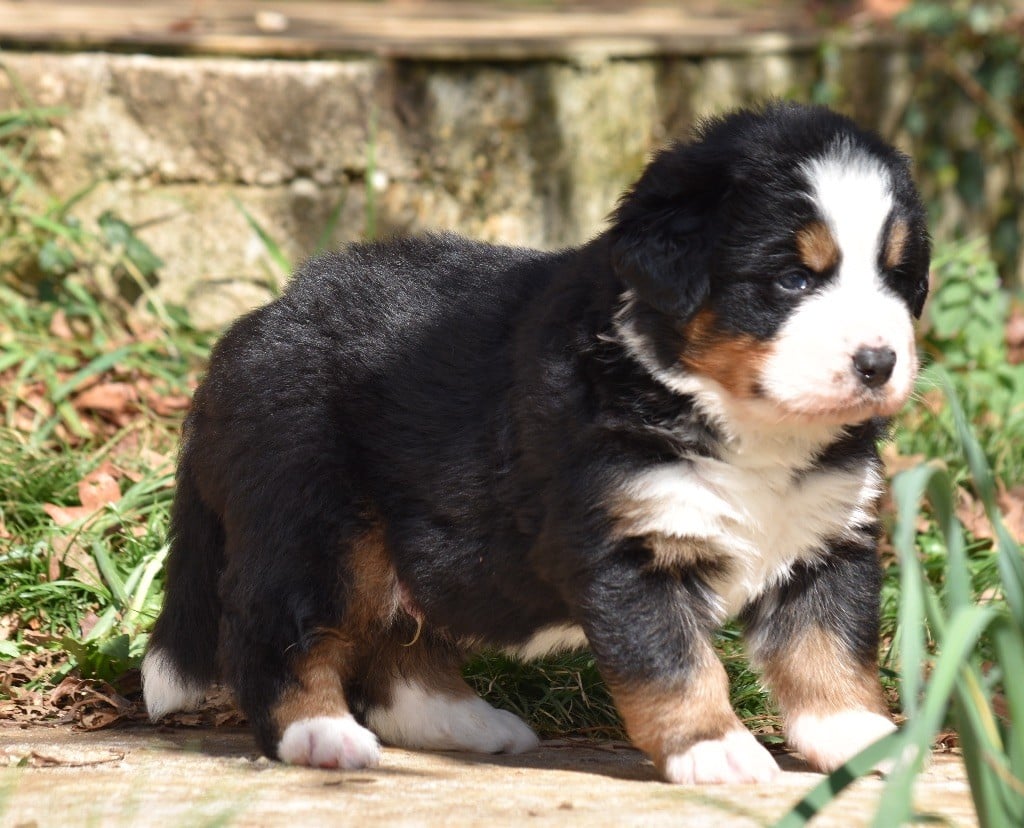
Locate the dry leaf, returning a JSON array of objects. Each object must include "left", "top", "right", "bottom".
[
  {"left": 48, "top": 309, "right": 74, "bottom": 341},
  {"left": 996, "top": 485, "right": 1024, "bottom": 543},
  {"left": 77, "top": 469, "right": 121, "bottom": 511},
  {"left": 0, "top": 614, "right": 16, "bottom": 642},
  {"left": 139, "top": 448, "right": 174, "bottom": 476},
  {"left": 53, "top": 534, "right": 102, "bottom": 585},
  {"left": 42, "top": 503, "right": 91, "bottom": 527},
  {"left": 955, "top": 484, "right": 1024, "bottom": 544},
  {"left": 1007, "top": 305, "right": 1024, "bottom": 365},
  {"left": 74, "top": 382, "right": 138, "bottom": 415},
  {"left": 78, "top": 611, "right": 100, "bottom": 640},
  {"left": 956, "top": 489, "right": 992, "bottom": 540},
  {"left": 881, "top": 443, "right": 927, "bottom": 477},
  {"left": 146, "top": 392, "right": 192, "bottom": 417}
]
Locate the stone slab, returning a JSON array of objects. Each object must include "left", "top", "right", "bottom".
[
  {"left": 0, "top": 1, "right": 878, "bottom": 61},
  {"left": 0, "top": 723, "right": 978, "bottom": 827}
]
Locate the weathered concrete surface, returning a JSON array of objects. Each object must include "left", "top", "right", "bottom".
[
  {"left": 0, "top": 46, "right": 912, "bottom": 328},
  {"left": 0, "top": 723, "right": 977, "bottom": 827},
  {"left": 1, "top": 4, "right": 1020, "bottom": 325}
]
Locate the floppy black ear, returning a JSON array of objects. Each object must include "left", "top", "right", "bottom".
[{"left": 609, "top": 141, "right": 725, "bottom": 320}]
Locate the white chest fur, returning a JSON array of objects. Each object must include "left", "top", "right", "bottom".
[{"left": 615, "top": 450, "right": 882, "bottom": 619}]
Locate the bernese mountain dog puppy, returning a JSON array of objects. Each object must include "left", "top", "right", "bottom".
[{"left": 142, "top": 102, "right": 930, "bottom": 784}]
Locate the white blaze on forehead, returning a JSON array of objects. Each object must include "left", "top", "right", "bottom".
[{"left": 801, "top": 137, "right": 893, "bottom": 279}]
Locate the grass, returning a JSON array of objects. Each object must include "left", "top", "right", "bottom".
[
  {"left": 0, "top": 281, "right": 211, "bottom": 683},
  {"left": 2, "top": 89, "right": 1023, "bottom": 825}
]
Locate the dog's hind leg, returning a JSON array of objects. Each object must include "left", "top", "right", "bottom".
[
  {"left": 217, "top": 513, "right": 384, "bottom": 770},
  {"left": 270, "top": 632, "right": 382, "bottom": 769},
  {"left": 358, "top": 627, "right": 539, "bottom": 755}
]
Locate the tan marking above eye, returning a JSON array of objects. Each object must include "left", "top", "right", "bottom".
[
  {"left": 884, "top": 218, "right": 909, "bottom": 271},
  {"left": 795, "top": 221, "right": 840, "bottom": 274}
]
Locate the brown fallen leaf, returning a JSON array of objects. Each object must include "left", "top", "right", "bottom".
[
  {"left": 48, "top": 308, "right": 74, "bottom": 341},
  {"left": 78, "top": 610, "right": 101, "bottom": 640},
  {"left": 25, "top": 749, "right": 125, "bottom": 768},
  {"left": 42, "top": 502, "right": 92, "bottom": 527},
  {"left": 73, "top": 382, "right": 138, "bottom": 415},
  {"left": 996, "top": 484, "right": 1024, "bottom": 544},
  {"left": 955, "top": 483, "right": 1024, "bottom": 544},
  {"left": 880, "top": 443, "right": 927, "bottom": 478},
  {"left": 53, "top": 534, "right": 102, "bottom": 585},
  {"left": 1007, "top": 304, "right": 1024, "bottom": 365},
  {"left": 77, "top": 467, "right": 122, "bottom": 511},
  {"left": 146, "top": 392, "right": 192, "bottom": 417},
  {"left": 956, "top": 489, "right": 992, "bottom": 541}
]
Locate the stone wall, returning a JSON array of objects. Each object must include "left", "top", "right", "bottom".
[{"left": 0, "top": 42, "right": 1011, "bottom": 327}]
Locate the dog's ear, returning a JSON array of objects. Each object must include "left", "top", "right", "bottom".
[{"left": 609, "top": 142, "right": 726, "bottom": 321}]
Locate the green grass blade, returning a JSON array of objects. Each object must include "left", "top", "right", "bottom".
[
  {"left": 938, "top": 369, "right": 1024, "bottom": 621},
  {"left": 124, "top": 544, "right": 169, "bottom": 629},
  {"left": 924, "top": 473, "right": 971, "bottom": 612},
  {"left": 990, "top": 618, "right": 1024, "bottom": 792},
  {"left": 314, "top": 190, "right": 347, "bottom": 254},
  {"left": 892, "top": 462, "right": 942, "bottom": 718},
  {"left": 231, "top": 196, "right": 291, "bottom": 285},
  {"left": 773, "top": 732, "right": 903, "bottom": 828},
  {"left": 49, "top": 345, "right": 134, "bottom": 403},
  {"left": 874, "top": 604, "right": 998, "bottom": 827},
  {"left": 89, "top": 538, "right": 129, "bottom": 609}
]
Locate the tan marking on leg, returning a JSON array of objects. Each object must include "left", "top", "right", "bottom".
[
  {"left": 609, "top": 647, "right": 740, "bottom": 775},
  {"left": 273, "top": 633, "right": 354, "bottom": 731},
  {"left": 761, "top": 626, "right": 886, "bottom": 720},
  {"left": 884, "top": 218, "right": 909, "bottom": 271},
  {"left": 340, "top": 522, "right": 472, "bottom": 708},
  {"left": 272, "top": 523, "right": 405, "bottom": 732},
  {"left": 680, "top": 309, "right": 771, "bottom": 398},
  {"left": 345, "top": 523, "right": 402, "bottom": 631},
  {"left": 795, "top": 220, "right": 840, "bottom": 273}
]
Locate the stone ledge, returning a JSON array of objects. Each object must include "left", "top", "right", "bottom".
[
  {"left": 0, "top": 0, "right": 902, "bottom": 61},
  {"left": 0, "top": 42, "right": 923, "bottom": 327}
]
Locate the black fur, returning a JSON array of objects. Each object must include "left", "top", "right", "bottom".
[{"left": 146, "top": 102, "right": 930, "bottom": 766}]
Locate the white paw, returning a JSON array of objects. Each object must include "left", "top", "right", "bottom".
[
  {"left": 787, "top": 709, "right": 896, "bottom": 772},
  {"left": 278, "top": 715, "right": 382, "bottom": 769},
  {"left": 141, "top": 649, "right": 208, "bottom": 720},
  {"left": 662, "top": 729, "right": 780, "bottom": 784},
  {"left": 366, "top": 681, "right": 539, "bottom": 754}
]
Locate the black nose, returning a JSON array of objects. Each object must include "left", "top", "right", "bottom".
[{"left": 852, "top": 346, "right": 897, "bottom": 389}]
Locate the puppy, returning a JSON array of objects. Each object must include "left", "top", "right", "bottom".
[{"left": 142, "top": 102, "right": 929, "bottom": 784}]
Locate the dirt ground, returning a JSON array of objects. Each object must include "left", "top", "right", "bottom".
[{"left": 0, "top": 722, "right": 977, "bottom": 827}]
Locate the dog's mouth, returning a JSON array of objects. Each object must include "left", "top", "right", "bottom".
[
  {"left": 758, "top": 376, "right": 916, "bottom": 425},
  {"left": 773, "top": 394, "right": 909, "bottom": 425},
  {"left": 716, "top": 373, "right": 916, "bottom": 430}
]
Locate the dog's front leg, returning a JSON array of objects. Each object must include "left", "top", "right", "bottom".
[
  {"left": 576, "top": 551, "right": 780, "bottom": 784},
  {"left": 743, "top": 543, "right": 896, "bottom": 772}
]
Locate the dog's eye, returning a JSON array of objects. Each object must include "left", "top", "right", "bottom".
[{"left": 777, "top": 270, "right": 812, "bottom": 293}]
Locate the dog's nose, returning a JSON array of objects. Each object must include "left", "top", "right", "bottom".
[{"left": 852, "top": 346, "right": 897, "bottom": 388}]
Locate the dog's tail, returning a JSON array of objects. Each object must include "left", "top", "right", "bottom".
[{"left": 141, "top": 455, "right": 223, "bottom": 720}]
